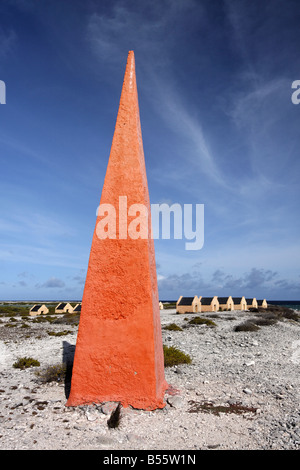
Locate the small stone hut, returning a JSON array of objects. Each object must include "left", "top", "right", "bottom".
[
  {"left": 29, "top": 304, "right": 49, "bottom": 316},
  {"left": 218, "top": 296, "right": 234, "bottom": 311},
  {"left": 232, "top": 296, "right": 247, "bottom": 310},
  {"left": 199, "top": 296, "right": 219, "bottom": 312},
  {"left": 159, "top": 302, "right": 164, "bottom": 310},
  {"left": 257, "top": 299, "right": 268, "bottom": 308},
  {"left": 246, "top": 298, "right": 258, "bottom": 309},
  {"left": 176, "top": 296, "right": 200, "bottom": 314},
  {"left": 73, "top": 304, "right": 81, "bottom": 313},
  {"left": 55, "top": 302, "right": 74, "bottom": 314}
]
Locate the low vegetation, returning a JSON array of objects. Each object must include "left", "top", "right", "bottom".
[
  {"left": 13, "top": 357, "right": 40, "bottom": 369},
  {"left": 47, "top": 330, "right": 73, "bottom": 336},
  {"left": 35, "top": 363, "right": 67, "bottom": 383},
  {"left": 163, "top": 323, "right": 183, "bottom": 331},
  {"left": 251, "top": 317, "right": 277, "bottom": 327},
  {"left": 162, "top": 302, "right": 176, "bottom": 309},
  {"left": 265, "top": 305, "right": 300, "bottom": 322},
  {"left": 52, "top": 313, "right": 80, "bottom": 326},
  {"left": 188, "top": 316, "right": 217, "bottom": 327},
  {"left": 32, "top": 315, "right": 56, "bottom": 323},
  {"left": 163, "top": 345, "right": 191, "bottom": 367},
  {"left": 234, "top": 305, "right": 300, "bottom": 332},
  {"left": 0, "top": 305, "right": 30, "bottom": 316},
  {"left": 234, "top": 321, "right": 260, "bottom": 332}
]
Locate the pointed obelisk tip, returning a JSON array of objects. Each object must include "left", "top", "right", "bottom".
[
  {"left": 123, "top": 51, "right": 136, "bottom": 91},
  {"left": 127, "top": 50, "right": 135, "bottom": 64}
]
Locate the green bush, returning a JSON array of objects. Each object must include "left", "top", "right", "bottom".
[
  {"left": 163, "top": 323, "right": 183, "bottom": 331},
  {"left": 13, "top": 357, "right": 40, "bottom": 369},
  {"left": 188, "top": 316, "right": 216, "bottom": 327},
  {"left": 163, "top": 345, "right": 191, "bottom": 367},
  {"left": 47, "top": 330, "right": 73, "bottom": 336}
]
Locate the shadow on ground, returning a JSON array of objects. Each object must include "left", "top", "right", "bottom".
[{"left": 62, "top": 341, "right": 75, "bottom": 399}]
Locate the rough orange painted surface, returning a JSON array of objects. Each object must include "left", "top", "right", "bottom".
[{"left": 66, "top": 51, "right": 168, "bottom": 410}]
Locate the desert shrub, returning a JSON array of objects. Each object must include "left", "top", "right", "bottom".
[
  {"left": 13, "top": 357, "right": 40, "bottom": 369},
  {"left": 163, "top": 345, "right": 191, "bottom": 367},
  {"left": 163, "top": 323, "right": 183, "bottom": 331},
  {"left": 53, "top": 313, "right": 80, "bottom": 326},
  {"left": 265, "top": 305, "right": 300, "bottom": 322},
  {"left": 47, "top": 305, "right": 57, "bottom": 315},
  {"left": 188, "top": 316, "right": 216, "bottom": 327},
  {"left": 280, "top": 310, "right": 300, "bottom": 321},
  {"left": 234, "top": 321, "right": 260, "bottom": 332},
  {"left": 252, "top": 317, "right": 277, "bottom": 326},
  {"left": 47, "top": 330, "right": 73, "bottom": 336},
  {"left": 36, "top": 363, "right": 67, "bottom": 383},
  {"left": 163, "top": 303, "right": 176, "bottom": 309},
  {"left": 32, "top": 315, "right": 56, "bottom": 323}
]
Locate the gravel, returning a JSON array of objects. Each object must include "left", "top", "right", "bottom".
[{"left": 0, "top": 308, "right": 299, "bottom": 450}]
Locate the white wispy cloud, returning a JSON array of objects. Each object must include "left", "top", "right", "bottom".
[
  {"left": 150, "top": 81, "right": 230, "bottom": 189},
  {"left": 86, "top": 0, "right": 202, "bottom": 66},
  {"left": 0, "top": 27, "right": 17, "bottom": 58}
]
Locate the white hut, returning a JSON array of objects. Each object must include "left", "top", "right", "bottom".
[{"left": 29, "top": 304, "right": 49, "bottom": 316}]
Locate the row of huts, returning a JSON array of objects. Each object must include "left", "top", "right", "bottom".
[
  {"left": 29, "top": 302, "right": 81, "bottom": 316},
  {"left": 176, "top": 296, "right": 267, "bottom": 314}
]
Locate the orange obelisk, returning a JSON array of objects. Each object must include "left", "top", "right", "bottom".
[{"left": 66, "top": 51, "right": 168, "bottom": 410}]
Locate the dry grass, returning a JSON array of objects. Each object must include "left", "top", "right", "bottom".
[{"left": 35, "top": 363, "right": 67, "bottom": 383}]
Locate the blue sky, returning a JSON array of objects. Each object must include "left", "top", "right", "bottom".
[{"left": 0, "top": 0, "right": 299, "bottom": 301}]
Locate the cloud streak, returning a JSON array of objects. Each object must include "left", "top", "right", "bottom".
[{"left": 35, "top": 277, "right": 65, "bottom": 289}]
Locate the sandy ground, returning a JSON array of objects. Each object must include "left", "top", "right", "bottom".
[{"left": 0, "top": 307, "right": 299, "bottom": 452}]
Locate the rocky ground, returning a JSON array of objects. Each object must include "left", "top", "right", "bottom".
[{"left": 0, "top": 306, "right": 299, "bottom": 451}]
